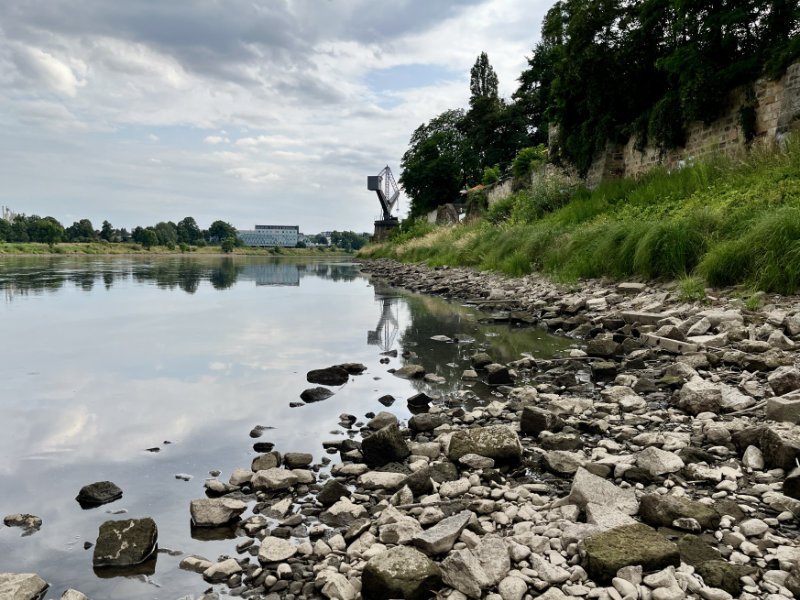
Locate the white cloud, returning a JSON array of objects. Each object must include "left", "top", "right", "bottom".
[
  {"left": 13, "top": 45, "right": 87, "bottom": 97},
  {"left": 204, "top": 135, "right": 227, "bottom": 145}
]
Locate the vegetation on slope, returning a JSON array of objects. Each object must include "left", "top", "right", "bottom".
[{"left": 361, "top": 136, "right": 800, "bottom": 294}]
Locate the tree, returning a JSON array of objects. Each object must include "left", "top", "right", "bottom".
[
  {"left": 400, "top": 109, "right": 477, "bottom": 217},
  {"left": 469, "top": 52, "right": 499, "bottom": 106},
  {"left": 312, "top": 234, "right": 328, "bottom": 245},
  {"left": 177, "top": 217, "right": 202, "bottom": 244},
  {"left": 65, "top": 219, "right": 98, "bottom": 242},
  {"left": 0, "top": 218, "right": 10, "bottom": 242},
  {"left": 207, "top": 220, "right": 237, "bottom": 242},
  {"left": 221, "top": 238, "right": 235, "bottom": 253},
  {"left": 37, "top": 220, "right": 63, "bottom": 248},
  {"left": 153, "top": 221, "right": 178, "bottom": 246},
  {"left": 100, "top": 220, "right": 114, "bottom": 241},
  {"left": 141, "top": 228, "right": 158, "bottom": 249}
]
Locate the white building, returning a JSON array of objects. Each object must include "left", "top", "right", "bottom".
[{"left": 237, "top": 225, "right": 299, "bottom": 247}]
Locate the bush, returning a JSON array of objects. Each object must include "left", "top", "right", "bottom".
[
  {"left": 481, "top": 166, "right": 501, "bottom": 185},
  {"left": 512, "top": 145, "right": 547, "bottom": 181},
  {"left": 486, "top": 196, "right": 514, "bottom": 224},
  {"left": 221, "top": 238, "right": 235, "bottom": 253}
]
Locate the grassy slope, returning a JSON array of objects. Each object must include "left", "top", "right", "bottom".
[
  {"left": 0, "top": 243, "right": 351, "bottom": 256},
  {"left": 360, "top": 136, "right": 800, "bottom": 294}
]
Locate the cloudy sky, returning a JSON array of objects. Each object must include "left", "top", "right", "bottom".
[{"left": 0, "top": 0, "right": 550, "bottom": 234}]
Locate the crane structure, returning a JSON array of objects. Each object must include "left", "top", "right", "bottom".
[{"left": 367, "top": 166, "right": 400, "bottom": 241}]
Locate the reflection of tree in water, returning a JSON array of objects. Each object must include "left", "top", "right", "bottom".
[
  {"left": 368, "top": 283, "right": 400, "bottom": 352},
  {"left": 209, "top": 258, "right": 243, "bottom": 290}
]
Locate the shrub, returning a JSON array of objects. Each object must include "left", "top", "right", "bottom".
[
  {"left": 481, "top": 166, "right": 501, "bottom": 186},
  {"left": 221, "top": 238, "right": 235, "bottom": 253},
  {"left": 512, "top": 145, "right": 547, "bottom": 181}
]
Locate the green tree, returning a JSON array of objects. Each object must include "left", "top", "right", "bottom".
[
  {"left": 100, "top": 220, "right": 114, "bottom": 241},
  {"left": 469, "top": 51, "right": 499, "bottom": 105},
  {"left": 141, "top": 228, "right": 158, "bottom": 249},
  {"left": 9, "top": 216, "right": 29, "bottom": 242},
  {"left": 207, "top": 220, "right": 237, "bottom": 242},
  {"left": 0, "top": 218, "right": 10, "bottom": 242},
  {"left": 153, "top": 221, "right": 178, "bottom": 246},
  {"left": 177, "top": 217, "right": 202, "bottom": 244},
  {"left": 37, "top": 220, "right": 63, "bottom": 248},
  {"left": 65, "top": 219, "right": 98, "bottom": 242},
  {"left": 221, "top": 238, "right": 235, "bottom": 253}
]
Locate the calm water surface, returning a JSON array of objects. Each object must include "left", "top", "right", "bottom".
[{"left": 0, "top": 256, "right": 574, "bottom": 599}]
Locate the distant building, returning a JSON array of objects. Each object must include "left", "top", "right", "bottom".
[{"left": 237, "top": 225, "right": 299, "bottom": 247}]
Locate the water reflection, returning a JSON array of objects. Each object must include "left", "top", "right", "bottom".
[
  {"left": 367, "top": 284, "right": 401, "bottom": 352},
  {"left": 0, "top": 256, "right": 363, "bottom": 299}
]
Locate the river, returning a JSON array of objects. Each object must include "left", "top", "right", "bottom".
[{"left": 0, "top": 255, "right": 574, "bottom": 599}]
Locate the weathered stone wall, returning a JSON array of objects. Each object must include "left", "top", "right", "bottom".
[{"left": 585, "top": 62, "right": 800, "bottom": 187}]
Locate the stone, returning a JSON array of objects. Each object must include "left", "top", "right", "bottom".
[
  {"left": 742, "top": 445, "right": 764, "bottom": 470},
  {"left": 402, "top": 467, "right": 433, "bottom": 496},
  {"left": 93, "top": 518, "right": 158, "bottom": 567},
  {"left": 379, "top": 517, "right": 422, "bottom": 545},
  {"left": 367, "top": 411, "right": 399, "bottom": 430},
  {"left": 319, "top": 498, "right": 368, "bottom": 527},
  {"left": 638, "top": 494, "right": 720, "bottom": 530},
  {"left": 587, "top": 336, "right": 619, "bottom": 358},
  {"left": 337, "top": 362, "right": 367, "bottom": 374},
  {"left": 361, "top": 546, "right": 442, "bottom": 600},
  {"left": 358, "top": 471, "right": 406, "bottom": 491},
  {"left": 362, "top": 424, "right": 410, "bottom": 468},
  {"left": 497, "top": 576, "right": 527, "bottom": 600},
  {"left": 320, "top": 572, "right": 356, "bottom": 600},
  {"left": 412, "top": 510, "right": 471, "bottom": 555},
  {"left": 585, "top": 503, "right": 638, "bottom": 529},
  {"left": 766, "top": 392, "right": 800, "bottom": 424},
  {"left": 582, "top": 524, "right": 680, "bottom": 584},
  {"left": 0, "top": 574, "right": 49, "bottom": 600},
  {"left": 203, "top": 558, "right": 242, "bottom": 582},
  {"left": 458, "top": 454, "right": 495, "bottom": 469},
  {"left": 474, "top": 537, "right": 510, "bottom": 586},
  {"left": 760, "top": 424, "right": 800, "bottom": 470},
  {"left": 447, "top": 425, "right": 522, "bottom": 464},
  {"left": 190, "top": 498, "right": 247, "bottom": 526},
  {"left": 300, "top": 387, "right": 334, "bottom": 403},
  {"left": 307, "top": 366, "right": 350, "bottom": 386},
  {"left": 543, "top": 450, "right": 586, "bottom": 476},
  {"left": 738, "top": 518, "right": 768, "bottom": 537},
  {"left": 568, "top": 467, "right": 638, "bottom": 515},
  {"left": 520, "top": 406, "right": 563, "bottom": 436},
  {"left": 252, "top": 468, "right": 298, "bottom": 490},
  {"left": 284, "top": 452, "right": 313, "bottom": 468},
  {"left": 258, "top": 537, "right": 297, "bottom": 563},
  {"left": 407, "top": 392, "right": 433, "bottom": 409},
  {"left": 784, "top": 466, "right": 800, "bottom": 500},
  {"left": 408, "top": 413, "right": 444, "bottom": 432},
  {"left": 441, "top": 549, "right": 492, "bottom": 598},
  {"left": 636, "top": 447, "right": 685, "bottom": 477},
  {"left": 679, "top": 377, "right": 723, "bottom": 415},
  {"left": 768, "top": 366, "right": 800, "bottom": 396},
  {"left": 695, "top": 560, "right": 743, "bottom": 596},
  {"left": 394, "top": 364, "right": 426, "bottom": 379},
  {"left": 471, "top": 352, "right": 493, "bottom": 369},
  {"left": 529, "top": 553, "right": 570, "bottom": 584},
  {"left": 252, "top": 452, "right": 281, "bottom": 471},
  {"left": 3, "top": 514, "right": 42, "bottom": 535},
  {"left": 76, "top": 481, "right": 123, "bottom": 507},
  {"left": 60, "top": 590, "right": 89, "bottom": 600},
  {"left": 485, "top": 363, "right": 513, "bottom": 385},
  {"left": 317, "top": 479, "right": 349, "bottom": 506}
]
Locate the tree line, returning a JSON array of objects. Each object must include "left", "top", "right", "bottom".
[
  {"left": 400, "top": 0, "right": 800, "bottom": 216},
  {"left": 0, "top": 214, "right": 239, "bottom": 249}
]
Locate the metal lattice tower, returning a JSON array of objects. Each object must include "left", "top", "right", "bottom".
[{"left": 367, "top": 166, "right": 400, "bottom": 222}]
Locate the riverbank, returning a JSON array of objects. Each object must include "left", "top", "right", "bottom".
[
  {"left": 0, "top": 242, "right": 351, "bottom": 256},
  {"left": 360, "top": 134, "right": 800, "bottom": 294},
  {"left": 6, "top": 258, "right": 800, "bottom": 600}
]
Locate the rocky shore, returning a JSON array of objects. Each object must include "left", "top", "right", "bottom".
[{"left": 6, "top": 257, "right": 800, "bottom": 600}]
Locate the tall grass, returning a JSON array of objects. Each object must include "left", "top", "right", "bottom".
[{"left": 359, "top": 133, "right": 800, "bottom": 293}]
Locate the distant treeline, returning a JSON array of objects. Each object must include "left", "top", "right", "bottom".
[
  {"left": 400, "top": 0, "right": 800, "bottom": 216},
  {"left": 0, "top": 214, "right": 369, "bottom": 251}
]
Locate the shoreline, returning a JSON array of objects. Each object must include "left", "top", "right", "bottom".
[{"left": 7, "top": 258, "right": 800, "bottom": 600}]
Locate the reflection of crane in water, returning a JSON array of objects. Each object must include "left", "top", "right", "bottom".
[{"left": 368, "top": 285, "right": 400, "bottom": 352}]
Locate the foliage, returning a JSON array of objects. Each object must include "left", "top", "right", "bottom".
[
  {"left": 512, "top": 145, "right": 547, "bottom": 181},
  {"left": 207, "top": 220, "right": 237, "bottom": 243},
  {"left": 330, "top": 230, "right": 369, "bottom": 251},
  {"left": 221, "top": 238, "right": 235, "bottom": 253},
  {"left": 486, "top": 196, "right": 514, "bottom": 224},
  {"left": 481, "top": 166, "right": 500, "bottom": 185},
  {"left": 140, "top": 229, "right": 158, "bottom": 249}
]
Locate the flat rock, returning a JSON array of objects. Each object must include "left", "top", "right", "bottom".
[
  {"left": 252, "top": 468, "right": 298, "bottom": 490},
  {"left": 412, "top": 510, "right": 471, "bottom": 555},
  {"left": 190, "top": 498, "right": 247, "bottom": 527},
  {"left": 582, "top": 524, "right": 680, "bottom": 583},
  {"left": 319, "top": 498, "right": 368, "bottom": 528},
  {"left": 567, "top": 467, "right": 638, "bottom": 515},
  {"left": 0, "top": 573, "right": 49, "bottom": 600},
  {"left": 638, "top": 493, "right": 720, "bottom": 529},
  {"left": 3, "top": 514, "right": 42, "bottom": 535},
  {"left": 636, "top": 447, "right": 685, "bottom": 476},
  {"left": 307, "top": 366, "right": 349, "bottom": 386},
  {"left": 768, "top": 366, "right": 800, "bottom": 396},
  {"left": 300, "top": 387, "right": 334, "bottom": 403},
  {"left": 258, "top": 537, "right": 297, "bottom": 563},
  {"left": 585, "top": 503, "right": 638, "bottom": 529},
  {"left": 440, "top": 548, "right": 492, "bottom": 598},
  {"left": 76, "top": 481, "right": 123, "bottom": 507},
  {"left": 520, "top": 406, "right": 563, "bottom": 436},
  {"left": 93, "top": 518, "right": 158, "bottom": 567},
  {"left": 284, "top": 452, "right": 313, "bottom": 468},
  {"left": 203, "top": 558, "right": 242, "bottom": 582},
  {"left": 394, "top": 364, "right": 426, "bottom": 379},
  {"left": 767, "top": 391, "right": 800, "bottom": 424},
  {"left": 361, "top": 546, "right": 442, "bottom": 600},
  {"left": 447, "top": 425, "right": 522, "bottom": 464},
  {"left": 358, "top": 471, "right": 406, "bottom": 491},
  {"left": 679, "top": 377, "right": 723, "bottom": 415}
]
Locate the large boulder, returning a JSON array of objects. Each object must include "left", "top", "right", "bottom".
[
  {"left": 760, "top": 424, "right": 800, "bottom": 470},
  {"left": 258, "top": 537, "right": 297, "bottom": 563},
  {"left": 307, "top": 366, "right": 349, "bottom": 386},
  {"left": 0, "top": 574, "right": 48, "bottom": 600},
  {"left": 93, "top": 518, "right": 158, "bottom": 567},
  {"left": 190, "top": 498, "right": 247, "bottom": 526},
  {"left": 252, "top": 468, "right": 298, "bottom": 490},
  {"left": 361, "top": 546, "right": 442, "bottom": 600},
  {"left": 76, "top": 481, "right": 122, "bottom": 507},
  {"left": 638, "top": 494, "right": 720, "bottom": 529},
  {"left": 582, "top": 524, "right": 680, "bottom": 583},
  {"left": 319, "top": 498, "right": 368, "bottom": 528},
  {"left": 447, "top": 425, "right": 522, "bottom": 464},
  {"left": 567, "top": 467, "right": 638, "bottom": 515},
  {"left": 635, "top": 447, "right": 685, "bottom": 477},
  {"left": 768, "top": 366, "right": 800, "bottom": 396},
  {"left": 678, "top": 377, "right": 723, "bottom": 415},
  {"left": 412, "top": 510, "right": 471, "bottom": 556},
  {"left": 520, "top": 407, "right": 563, "bottom": 436},
  {"left": 362, "top": 424, "right": 410, "bottom": 468},
  {"left": 766, "top": 391, "right": 800, "bottom": 424},
  {"left": 300, "top": 387, "right": 334, "bottom": 403}
]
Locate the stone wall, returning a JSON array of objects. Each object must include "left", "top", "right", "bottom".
[{"left": 585, "top": 61, "right": 800, "bottom": 187}]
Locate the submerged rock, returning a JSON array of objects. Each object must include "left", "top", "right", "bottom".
[
  {"left": 300, "top": 387, "right": 334, "bottom": 403},
  {"left": 76, "top": 481, "right": 123, "bottom": 507},
  {"left": 307, "top": 366, "right": 349, "bottom": 386},
  {"left": 3, "top": 514, "right": 42, "bottom": 535}
]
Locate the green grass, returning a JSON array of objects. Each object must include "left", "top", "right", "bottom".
[{"left": 360, "top": 133, "right": 800, "bottom": 294}]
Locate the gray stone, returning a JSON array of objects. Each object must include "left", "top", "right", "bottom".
[
  {"left": 638, "top": 494, "right": 720, "bottom": 530},
  {"left": 190, "top": 498, "right": 247, "bottom": 526},
  {"left": 497, "top": 576, "right": 527, "bottom": 600},
  {"left": 679, "top": 377, "right": 723, "bottom": 414},
  {"left": 307, "top": 366, "right": 349, "bottom": 386},
  {"left": 471, "top": 353, "right": 493, "bottom": 369},
  {"left": 251, "top": 452, "right": 281, "bottom": 471},
  {"left": 587, "top": 336, "right": 619, "bottom": 358},
  {"left": 441, "top": 549, "right": 492, "bottom": 598},
  {"left": 485, "top": 364, "right": 513, "bottom": 385},
  {"left": 408, "top": 413, "right": 444, "bottom": 432},
  {"left": 760, "top": 424, "right": 800, "bottom": 470},
  {"left": 358, "top": 471, "right": 406, "bottom": 491},
  {"left": 379, "top": 517, "right": 422, "bottom": 545},
  {"left": 394, "top": 364, "right": 426, "bottom": 379},
  {"left": 283, "top": 452, "right": 313, "bottom": 468},
  {"left": 582, "top": 524, "right": 680, "bottom": 584},
  {"left": 3, "top": 514, "right": 42, "bottom": 535},
  {"left": 361, "top": 546, "right": 442, "bottom": 600},
  {"left": 402, "top": 467, "right": 433, "bottom": 497},
  {"left": 362, "top": 424, "right": 410, "bottom": 468},
  {"left": 0, "top": 574, "right": 48, "bottom": 600},
  {"left": 319, "top": 498, "right": 368, "bottom": 527},
  {"left": 769, "top": 366, "right": 800, "bottom": 396},
  {"left": 543, "top": 450, "right": 586, "bottom": 476},
  {"left": 252, "top": 468, "right": 298, "bottom": 490},
  {"left": 767, "top": 391, "right": 800, "bottom": 424},
  {"left": 412, "top": 510, "right": 471, "bottom": 555},
  {"left": 447, "top": 425, "right": 522, "bottom": 464},
  {"left": 474, "top": 537, "right": 510, "bottom": 586},
  {"left": 568, "top": 467, "right": 638, "bottom": 515},
  {"left": 636, "top": 447, "right": 685, "bottom": 477},
  {"left": 528, "top": 553, "right": 570, "bottom": 584},
  {"left": 367, "top": 411, "right": 398, "bottom": 430},
  {"left": 76, "top": 481, "right": 122, "bottom": 507},
  {"left": 687, "top": 317, "right": 712, "bottom": 336},
  {"left": 317, "top": 479, "right": 349, "bottom": 506},
  {"left": 458, "top": 454, "right": 495, "bottom": 469},
  {"left": 320, "top": 572, "right": 356, "bottom": 600},
  {"left": 520, "top": 406, "right": 563, "bottom": 436},
  {"left": 585, "top": 503, "right": 638, "bottom": 529},
  {"left": 258, "top": 537, "right": 297, "bottom": 563},
  {"left": 60, "top": 590, "right": 89, "bottom": 600},
  {"left": 742, "top": 445, "right": 764, "bottom": 470},
  {"left": 203, "top": 558, "right": 242, "bottom": 582},
  {"left": 93, "top": 518, "right": 158, "bottom": 567}
]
